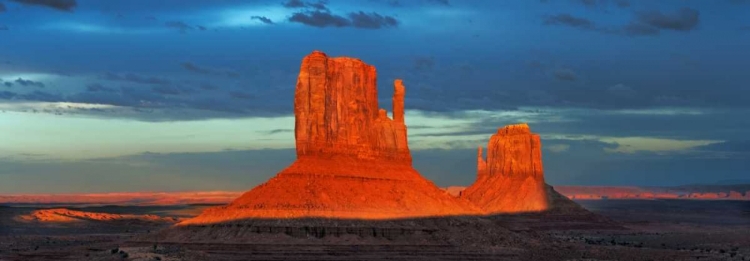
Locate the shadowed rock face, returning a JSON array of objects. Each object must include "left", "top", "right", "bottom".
[
  {"left": 461, "top": 123, "right": 549, "bottom": 214},
  {"left": 181, "top": 51, "right": 480, "bottom": 225}
]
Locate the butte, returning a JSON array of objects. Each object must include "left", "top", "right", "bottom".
[
  {"left": 181, "top": 51, "right": 481, "bottom": 225},
  {"left": 457, "top": 123, "right": 614, "bottom": 230},
  {"left": 460, "top": 123, "right": 548, "bottom": 213}
]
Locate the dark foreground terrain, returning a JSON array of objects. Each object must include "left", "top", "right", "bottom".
[{"left": 1, "top": 200, "right": 748, "bottom": 261}]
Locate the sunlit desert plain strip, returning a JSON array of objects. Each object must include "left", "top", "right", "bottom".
[
  {"left": 555, "top": 185, "right": 750, "bottom": 200},
  {"left": 0, "top": 191, "right": 242, "bottom": 206}
]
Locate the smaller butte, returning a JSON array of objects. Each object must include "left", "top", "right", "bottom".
[{"left": 461, "top": 123, "right": 549, "bottom": 214}]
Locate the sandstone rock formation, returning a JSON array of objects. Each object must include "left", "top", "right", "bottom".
[
  {"left": 460, "top": 123, "right": 549, "bottom": 214},
  {"left": 181, "top": 51, "right": 480, "bottom": 225},
  {"left": 294, "top": 51, "right": 410, "bottom": 166}
]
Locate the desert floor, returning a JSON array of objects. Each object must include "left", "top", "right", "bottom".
[{"left": 0, "top": 200, "right": 748, "bottom": 261}]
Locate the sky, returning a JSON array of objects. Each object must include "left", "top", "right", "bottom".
[{"left": 0, "top": 0, "right": 749, "bottom": 193}]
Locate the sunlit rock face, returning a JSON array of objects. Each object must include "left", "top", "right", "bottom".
[
  {"left": 294, "top": 51, "right": 410, "bottom": 165},
  {"left": 181, "top": 51, "right": 480, "bottom": 225},
  {"left": 461, "top": 123, "right": 549, "bottom": 214}
]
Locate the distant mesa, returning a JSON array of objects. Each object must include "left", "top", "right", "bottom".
[
  {"left": 181, "top": 51, "right": 480, "bottom": 225},
  {"left": 555, "top": 186, "right": 750, "bottom": 200}
]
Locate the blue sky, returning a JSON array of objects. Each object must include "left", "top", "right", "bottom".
[{"left": 0, "top": 0, "right": 749, "bottom": 193}]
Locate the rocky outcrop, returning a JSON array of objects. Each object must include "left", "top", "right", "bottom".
[
  {"left": 294, "top": 51, "right": 409, "bottom": 165},
  {"left": 461, "top": 123, "right": 548, "bottom": 214},
  {"left": 181, "top": 51, "right": 480, "bottom": 225}
]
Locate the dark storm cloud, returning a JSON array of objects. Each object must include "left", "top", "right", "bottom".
[
  {"left": 543, "top": 14, "right": 595, "bottom": 30},
  {"left": 228, "top": 91, "right": 254, "bottom": 100},
  {"left": 20, "top": 90, "right": 61, "bottom": 102},
  {"left": 3, "top": 82, "right": 12, "bottom": 87},
  {"left": 152, "top": 85, "right": 186, "bottom": 95},
  {"left": 289, "top": 11, "right": 351, "bottom": 27},
  {"left": 348, "top": 12, "right": 398, "bottom": 29},
  {"left": 102, "top": 72, "right": 171, "bottom": 85},
  {"left": 9, "top": 0, "right": 77, "bottom": 12},
  {"left": 695, "top": 141, "right": 750, "bottom": 152},
  {"left": 635, "top": 8, "right": 699, "bottom": 32},
  {"left": 553, "top": 68, "right": 578, "bottom": 81},
  {"left": 199, "top": 83, "right": 219, "bottom": 90},
  {"left": 282, "top": 0, "right": 328, "bottom": 11},
  {"left": 251, "top": 16, "right": 274, "bottom": 24},
  {"left": 86, "top": 83, "right": 115, "bottom": 92},
  {"left": 427, "top": 0, "right": 450, "bottom": 6},
  {"left": 615, "top": 0, "right": 630, "bottom": 8},
  {"left": 180, "top": 62, "right": 239, "bottom": 78},
  {"left": 577, "top": 0, "right": 597, "bottom": 7},
  {"left": 306, "top": 1, "right": 329, "bottom": 11},
  {"left": 0, "top": 91, "right": 15, "bottom": 99},
  {"left": 391, "top": 52, "right": 750, "bottom": 115},
  {"left": 573, "top": 0, "right": 628, "bottom": 8},
  {"left": 544, "top": 8, "right": 699, "bottom": 36},
  {"left": 164, "top": 21, "right": 193, "bottom": 32},
  {"left": 289, "top": 10, "right": 399, "bottom": 29},
  {"left": 14, "top": 78, "right": 45, "bottom": 88},
  {"left": 282, "top": 0, "right": 307, "bottom": 8},
  {"left": 622, "top": 22, "right": 660, "bottom": 36},
  {"left": 0, "top": 149, "right": 298, "bottom": 193}
]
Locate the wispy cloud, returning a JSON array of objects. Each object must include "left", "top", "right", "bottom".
[
  {"left": 9, "top": 0, "right": 77, "bottom": 12},
  {"left": 180, "top": 62, "right": 239, "bottom": 78}
]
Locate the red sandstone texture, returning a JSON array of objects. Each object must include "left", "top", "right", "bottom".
[
  {"left": 294, "top": 51, "right": 410, "bottom": 166},
  {"left": 16, "top": 208, "right": 180, "bottom": 223},
  {"left": 460, "top": 124, "right": 549, "bottom": 214},
  {"left": 181, "top": 51, "right": 480, "bottom": 225}
]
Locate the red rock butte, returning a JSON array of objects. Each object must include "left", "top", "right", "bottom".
[
  {"left": 181, "top": 51, "right": 480, "bottom": 225},
  {"left": 460, "top": 123, "right": 549, "bottom": 213}
]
